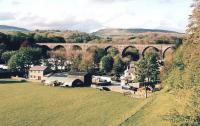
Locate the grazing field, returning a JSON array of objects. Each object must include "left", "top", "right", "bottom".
[{"left": 0, "top": 81, "right": 149, "bottom": 126}]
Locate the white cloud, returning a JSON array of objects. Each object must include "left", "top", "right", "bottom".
[
  {"left": 0, "top": 12, "right": 15, "bottom": 20},
  {"left": 0, "top": 0, "right": 192, "bottom": 32},
  {"left": 11, "top": 1, "right": 21, "bottom": 5},
  {"left": 158, "top": 0, "right": 172, "bottom": 4},
  {"left": 89, "top": 0, "right": 131, "bottom": 3}
]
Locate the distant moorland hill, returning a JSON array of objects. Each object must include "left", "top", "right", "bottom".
[
  {"left": 92, "top": 28, "right": 184, "bottom": 44},
  {"left": 0, "top": 25, "right": 29, "bottom": 32},
  {"left": 93, "top": 28, "right": 181, "bottom": 37}
]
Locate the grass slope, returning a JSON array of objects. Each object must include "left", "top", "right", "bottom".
[
  {"left": 120, "top": 89, "right": 186, "bottom": 126},
  {"left": 0, "top": 82, "right": 147, "bottom": 126}
]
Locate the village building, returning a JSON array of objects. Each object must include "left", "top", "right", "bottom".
[
  {"left": 120, "top": 63, "right": 136, "bottom": 86},
  {"left": 29, "top": 66, "right": 49, "bottom": 80}
]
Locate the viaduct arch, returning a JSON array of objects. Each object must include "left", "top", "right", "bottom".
[
  {"left": 163, "top": 46, "right": 175, "bottom": 59},
  {"left": 37, "top": 43, "right": 176, "bottom": 60},
  {"left": 142, "top": 46, "right": 160, "bottom": 57},
  {"left": 122, "top": 46, "right": 140, "bottom": 61}
]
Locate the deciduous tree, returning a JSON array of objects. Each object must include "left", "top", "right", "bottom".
[
  {"left": 135, "top": 52, "right": 160, "bottom": 98},
  {"left": 112, "top": 55, "right": 125, "bottom": 77},
  {"left": 80, "top": 52, "right": 95, "bottom": 73},
  {"left": 8, "top": 47, "right": 42, "bottom": 77},
  {"left": 1, "top": 51, "right": 16, "bottom": 64},
  {"left": 48, "top": 48, "right": 66, "bottom": 71},
  {"left": 93, "top": 48, "right": 106, "bottom": 66},
  {"left": 100, "top": 55, "right": 114, "bottom": 73},
  {"left": 107, "top": 48, "right": 119, "bottom": 57},
  {"left": 67, "top": 50, "right": 82, "bottom": 72}
]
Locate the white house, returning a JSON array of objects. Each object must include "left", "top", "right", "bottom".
[{"left": 120, "top": 63, "right": 136, "bottom": 86}]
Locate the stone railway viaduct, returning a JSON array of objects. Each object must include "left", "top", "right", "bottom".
[{"left": 37, "top": 43, "right": 176, "bottom": 59}]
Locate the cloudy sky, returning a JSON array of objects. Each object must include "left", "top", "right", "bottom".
[{"left": 0, "top": 0, "right": 192, "bottom": 32}]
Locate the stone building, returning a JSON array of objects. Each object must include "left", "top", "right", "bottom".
[
  {"left": 29, "top": 66, "right": 49, "bottom": 80},
  {"left": 66, "top": 72, "right": 92, "bottom": 87}
]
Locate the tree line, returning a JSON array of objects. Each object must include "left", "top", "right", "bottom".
[{"left": 0, "top": 32, "right": 65, "bottom": 50}]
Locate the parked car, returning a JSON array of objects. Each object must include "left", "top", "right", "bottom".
[
  {"left": 92, "top": 76, "right": 112, "bottom": 86},
  {"left": 122, "top": 85, "right": 131, "bottom": 90}
]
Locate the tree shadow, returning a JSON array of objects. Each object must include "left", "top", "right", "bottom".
[{"left": 0, "top": 79, "right": 26, "bottom": 84}]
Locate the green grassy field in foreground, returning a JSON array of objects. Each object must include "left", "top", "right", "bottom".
[
  {"left": 0, "top": 80, "right": 177, "bottom": 126},
  {"left": 0, "top": 81, "right": 148, "bottom": 126}
]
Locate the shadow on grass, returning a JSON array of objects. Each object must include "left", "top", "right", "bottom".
[{"left": 0, "top": 79, "right": 26, "bottom": 84}]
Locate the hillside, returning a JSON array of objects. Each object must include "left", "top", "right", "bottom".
[
  {"left": 92, "top": 28, "right": 184, "bottom": 44},
  {"left": 93, "top": 28, "right": 181, "bottom": 37},
  {"left": 33, "top": 30, "right": 100, "bottom": 43},
  {"left": 0, "top": 25, "right": 29, "bottom": 32}
]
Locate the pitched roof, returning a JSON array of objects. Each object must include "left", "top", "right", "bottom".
[{"left": 29, "top": 66, "right": 47, "bottom": 71}]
